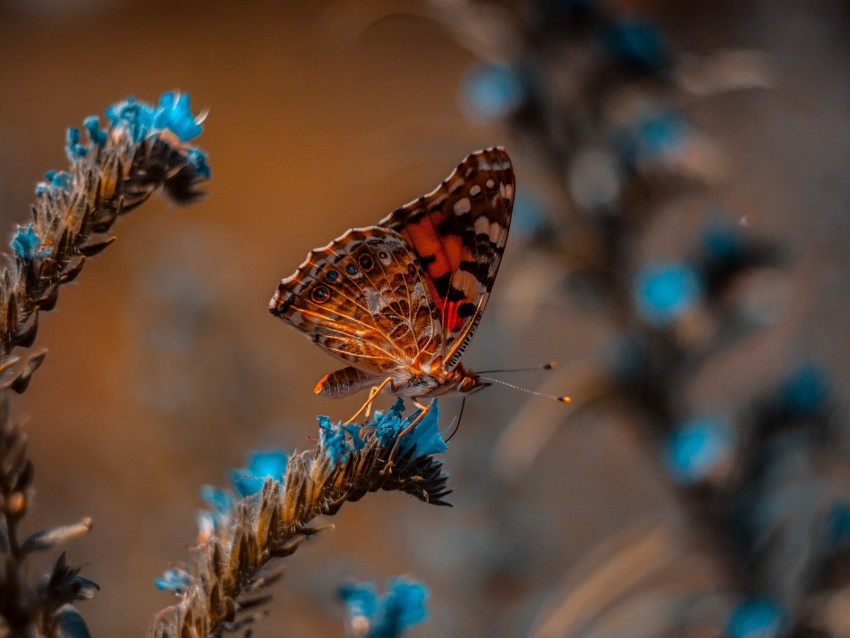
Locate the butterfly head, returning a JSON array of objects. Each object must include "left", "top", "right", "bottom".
[{"left": 454, "top": 366, "right": 491, "bottom": 395}]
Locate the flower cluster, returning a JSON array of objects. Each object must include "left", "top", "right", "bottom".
[
  {"left": 0, "top": 91, "right": 209, "bottom": 637},
  {"left": 152, "top": 401, "right": 450, "bottom": 637},
  {"left": 435, "top": 0, "right": 847, "bottom": 635},
  {"left": 0, "top": 91, "right": 210, "bottom": 395}
]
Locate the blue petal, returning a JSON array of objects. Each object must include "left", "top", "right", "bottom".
[
  {"left": 400, "top": 401, "right": 446, "bottom": 457},
  {"left": 10, "top": 224, "right": 42, "bottom": 261},
  {"left": 154, "top": 92, "right": 204, "bottom": 142},
  {"left": 319, "top": 415, "right": 350, "bottom": 465},
  {"left": 230, "top": 449, "right": 289, "bottom": 497},
  {"left": 634, "top": 262, "right": 702, "bottom": 326},
  {"left": 374, "top": 399, "right": 446, "bottom": 457},
  {"left": 65, "top": 127, "right": 88, "bottom": 160},
  {"left": 83, "top": 116, "right": 107, "bottom": 147}
]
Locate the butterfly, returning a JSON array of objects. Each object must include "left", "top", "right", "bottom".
[{"left": 269, "top": 147, "right": 515, "bottom": 421}]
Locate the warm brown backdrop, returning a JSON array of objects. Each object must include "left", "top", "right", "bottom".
[{"left": 1, "top": 1, "right": 849, "bottom": 636}]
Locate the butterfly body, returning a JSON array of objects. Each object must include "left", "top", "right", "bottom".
[{"left": 270, "top": 147, "right": 514, "bottom": 406}]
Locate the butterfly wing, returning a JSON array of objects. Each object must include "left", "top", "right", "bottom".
[
  {"left": 270, "top": 227, "right": 443, "bottom": 379},
  {"left": 378, "top": 147, "right": 515, "bottom": 370}
]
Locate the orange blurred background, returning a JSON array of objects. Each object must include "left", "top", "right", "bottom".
[{"left": 1, "top": 1, "right": 849, "bottom": 636}]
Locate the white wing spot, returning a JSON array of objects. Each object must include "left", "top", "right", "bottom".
[
  {"left": 489, "top": 221, "right": 502, "bottom": 243},
  {"left": 469, "top": 184, "right": 482, "bottom": 196},
  {"left": 485, "top": 179, "right": 496, "bottom": 189},
  {"left": 454, "top": 197, "right": 471, "bottom": 215}
]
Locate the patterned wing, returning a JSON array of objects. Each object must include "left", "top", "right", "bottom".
[
  {"left": 379, "top": 147, "right": 515, "bottom": 370},
  {"left": 269, "top": 226, "right": 443, "bottom": 378}
]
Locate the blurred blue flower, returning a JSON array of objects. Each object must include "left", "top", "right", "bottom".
[
  {"left": 460, "top": 63, "right": 527, "bottom": 123},
  {"left": 618, "top": 110, "right": 688, "bottom": 166},
  {"left": 155, "top": 567, "right": 192, "bottom": 594},
  {"left": 725, "top": 599, "right": 784, "bottom": 638},
  {"left": 10, "top": 224, "right": 43, "bottom": 261},
  {"left": 602, "top": 19, "right": 669, "bottom": 72},
  {"left": 230, "top": 449, "right": 289, "bottom": 498},
  {"left": 702, "top": 218, "right": 746, "bottom": 263},
  {"left": 665, "top": 416, "right": 731, "bottom": 484},
  {"left": 339, "top": 577, "right": 429, "bottom": 638},
  {"left": 376, "top": 399, "right": 446, "bottom": 457},
  {"left": 779, "top": 364, "right": 829, "bottom": 417},
  {"left": 512, "top": 191, "right": 548, "bottom": 235},
  {"left": 826, "top": 501, "right": 850, "bottom": 550},
  {"left": 634, "top": 262, "right": 702, "bottom": 326}
]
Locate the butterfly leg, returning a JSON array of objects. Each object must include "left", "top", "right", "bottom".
[
  {"left": 384, "top": 400, "right": 430, "bottom": 471},
  {"left": 343, "top": 376, "right": 394, "bottom": 425}
]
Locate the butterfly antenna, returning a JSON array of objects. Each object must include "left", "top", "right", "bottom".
[
  {"left": 445, "top": 396, "right": 466, "bottom": 443},
  {"left": 477, "top": 361, "right": 557, "bottom": 374},
  {"left": 478, "top": 376, "right": 572, "bottom": 403}
]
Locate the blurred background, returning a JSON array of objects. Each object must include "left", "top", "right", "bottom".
[{"left": 1, "top": 0, "right": 850, "bottom": 636}]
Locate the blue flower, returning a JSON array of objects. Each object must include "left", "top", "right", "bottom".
[
  {"left": 65, "top": 127, "right": 89, "bottom": 160},
  {"left": 634, "top": 262, "right": 702, "bottom": 326},
  {"left": 106, "top": 96, "right": 157, "bottom": 142},
  {"left": 460, "top": 63, "right": 527, "bottom": 123},
  {"left": 318, "top": 416, "right": 366, "bottom": 466},
  {"left": 725, "top": 599, "right": 784, "bottom": 638},
  {"left": 48, "top": 170, "right": 72, "bottom": 191},
  {"left": 153, "top": 92, "right": 204, "bottom": 142},
  {"left": 375, "top": 399, "right": 446, "bottom": 457},
  {"left": 602, "top": 19, "right": 669, "bottom": 72},
  {"left": 779, "top": 364, "right": 829, "bottom": 417},
  {"left": 665, "top": 416, "right": 731, "bottom": 484},
  {"left": 230, "top": 449, "right": 289, "bottom": 498},
  {"left": 340, "top": 578, "right": 429, "bottom": 638},
  {"left": 702, "top": 218, "right": 745, "bottom": 263},
  {"left": 155, "top": 567, "right": 192, "bottom": 594},
  {"left": 637, "top": 111, "right": 687, "bottom": 158},
  {"left": 617, "top": 111, "right": 688, "bottom": 165},
  {"left": 83, "top": 116, "right": 107, "bottom": 147},
  {"left": 826, "top": 501, "right": 850, "bottom": 550},
  {"left": 10, "top": 224, "right": 43, "bottom": 261}
]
